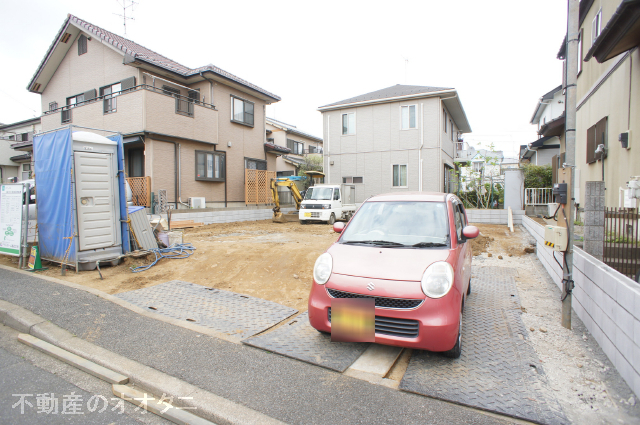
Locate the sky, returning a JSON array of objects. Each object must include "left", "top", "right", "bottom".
[{"left": 0, "top": 0, "right": 567, "bottom": 158}]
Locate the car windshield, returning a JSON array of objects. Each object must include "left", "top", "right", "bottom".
[
  {"left": 340, "top": 201, "right": 450, "bottom": 247},
  {"left": 305, "top": 187, "right": 333, "bottom": 201}
]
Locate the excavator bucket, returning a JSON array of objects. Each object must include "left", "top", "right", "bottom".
[{"left": 272, "top": 211, "right": 299, "bottom": 223}]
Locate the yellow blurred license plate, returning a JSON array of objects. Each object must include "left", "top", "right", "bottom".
[
  {"left": 304, "top": 212, "right": 311, "bottom": 217},
  {"left": 331, "top": 298, "right": 375, "bottom": 342}
]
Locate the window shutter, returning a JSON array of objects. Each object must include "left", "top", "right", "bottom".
[
  {"left": 244, "top": 102, "right": 254, "bottom": 126},
  {"left": 83, "top": 89, "right": 97, "bottom": 101},
  {"left": 78, "top": 35, "right": 87, "bottom": 55},
  {"left": 120, "top": 76, "right": 136, "bottom": 91},
  {"left": 586, "top": 125, "right": 596, "bottom": 164},
  {"left": 287, "top": 139, "right": 294, "bottom": 151},
  {"left": 551, "top": 155, "right": 558, "bottom": 183}
]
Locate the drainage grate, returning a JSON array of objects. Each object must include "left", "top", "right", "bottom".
[
  {"left": 328, "top": 308, "right": 419, "bottom": 338},
  {"left": 327, "top": 288, "right": 423, "bottom": 309}
]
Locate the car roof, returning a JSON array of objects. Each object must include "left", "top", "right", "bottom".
[{"left": 366, "top": 192, "right": 450, "bottom": 202}]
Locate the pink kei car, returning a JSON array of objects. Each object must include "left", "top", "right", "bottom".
[{"left": 308, "top": 192, "right": 479, "bottom": 358}]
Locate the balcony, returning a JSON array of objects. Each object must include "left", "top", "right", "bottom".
[{"left": 42, "top": 84, "right": 218, "bottom": 143}]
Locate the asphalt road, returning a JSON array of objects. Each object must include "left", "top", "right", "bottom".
[
  {"left": 0, "top": 268, "right": 511, "bottom": 425},
  {"left": 0, "top": 322, "right": 171, "bottom": 424}
]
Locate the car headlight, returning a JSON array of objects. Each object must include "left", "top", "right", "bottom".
[
  {"left": 313, "top": 253, "right": 333, "bottom": 285},
  {"left": 300, "top": 204, "right": 306, "bottom": 209},
  {"left": 421, "top": 261, "right": 454, "bottom": 298},
  {"left": 322, "top": 204, "right": 331, "bottom": 209}
]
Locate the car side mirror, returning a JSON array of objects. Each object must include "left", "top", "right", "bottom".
[
  {"left": 333, "top": 222, "right": 345, "bottom": 233},
  {"left": 462, "top": 226, "right": 479, "bottom": 239}
]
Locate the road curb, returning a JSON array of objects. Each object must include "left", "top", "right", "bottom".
[
  {"left": 0, "top": 264, "right": 241, "bottom": 344},
  {"left": 0, "top": 298, "right": 286, "bottom": 425}
]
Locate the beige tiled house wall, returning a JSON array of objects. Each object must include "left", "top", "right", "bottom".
[{"left": 41, "top": 32, "right": 137, "bottom": 118}]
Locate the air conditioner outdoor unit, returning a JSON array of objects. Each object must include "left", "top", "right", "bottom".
[{"left": 188, "top": 197, "right": 206, "bottom": 209}]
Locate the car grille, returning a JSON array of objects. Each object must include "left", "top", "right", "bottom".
[
  {"left": 326, "top": 288, "right": 423, "bottom": 309},
  {"left": 328, "top": 308, "right": 419, "bottom": 338},
  {"left": 303, "top": 204, "right": 325, "bottom": 209}
]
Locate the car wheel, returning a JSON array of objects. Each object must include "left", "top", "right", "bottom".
[
  {"left": 442, "top": 312, "right": 462, "bottom": 359},
  {"left": 328, "top": 213, "right": 336, "bottom": 225},
  {"left": 300, "top": 220, "right": 308, "bottom": 225},
  {"left": 467, "top": 279, "right": 471, "bottom": 295}
]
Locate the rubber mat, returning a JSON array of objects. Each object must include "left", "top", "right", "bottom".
[
  {"left": 400, "top": 266, "right": 567, "bottom": 425},
  {"left": 243, "top": 312, "right": 370, "bottom": 372},
  {"left": 115, "top": 280, "right": 297, "bottom": 340}
]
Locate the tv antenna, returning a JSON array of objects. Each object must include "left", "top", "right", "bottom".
[
  {"left": 114, "top": 0, "right": 138, "bottom": 35},
  {"left": 403, "top": 57, "right": 409, "bottom": 84}
]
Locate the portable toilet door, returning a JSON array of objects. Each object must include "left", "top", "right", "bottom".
[{"left": 71, "top": 132, "right": 122, "bottom": 256}]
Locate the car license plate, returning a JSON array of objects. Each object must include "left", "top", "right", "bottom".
[
  {"left": 304, "top": 212, "right": 311, "bottom": 217},
  {"left": 331, "top": 298, "right": 375, "bottom": 342}
]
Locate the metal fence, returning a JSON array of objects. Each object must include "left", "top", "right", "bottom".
[
  {"left": 604, "top": 207, "right": 640, "bottom": 279},
  {"left": 525, "top": 188, "right": 553, "bottom": 205}
]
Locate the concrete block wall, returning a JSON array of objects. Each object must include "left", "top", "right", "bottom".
[
  {"left": 465, "top": 209, "right": 525, "bottom": 225},
  {"left": 523, "top": 215, "right": 640, "bottom": 397},
  {"left": 158, "top": 207, "right": 295, "bottom": 225}
]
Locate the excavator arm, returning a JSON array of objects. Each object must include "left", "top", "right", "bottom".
[{"left": 271, "top": 177, "right": 305, "bottom": 222}]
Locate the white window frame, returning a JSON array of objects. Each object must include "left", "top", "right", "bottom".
[
  {"left": 400, "top": 104, "right": 418, "bottom": 130},
  {"left": 342, "top": 112, "right": 356, "bottom": 135},
  {"left": 391, "top": 164, "right": 408, "bottom": 188},
  {"left": 577, "top": 29, "right": 583, "bottom": 75},
  {"left": 592, "top": 9, "right": 602, "bottom": 45}
]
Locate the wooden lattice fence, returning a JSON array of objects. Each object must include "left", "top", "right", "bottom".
[
  {"left": 245, "top": 170, "right": 275, "bottom": 205},
  {"left": 126, "top": 176, "right": 151, "bottom": 207}
]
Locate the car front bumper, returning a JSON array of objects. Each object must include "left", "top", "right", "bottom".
[
  {"left": 299, "top": 210, "right": 331, "bottom": 221},
  {"left": 308, "top": 275, "right": 462, "bottom": 352}
]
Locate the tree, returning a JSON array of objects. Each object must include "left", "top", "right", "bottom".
[
  {"left": 296, "top": 155, "right": 323, "bottom": 190},
  {"left": 455, "top": 142, "right": 503, "bottom": 209},
  {"left": 522, "top": 164, "right": 552, "bottom": 188}
]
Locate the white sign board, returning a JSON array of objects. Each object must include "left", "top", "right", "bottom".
[{"left": 0, "top": 185, "right": 24, "bottom": 256}]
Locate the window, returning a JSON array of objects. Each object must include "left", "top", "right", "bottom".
[
  {"left": 277, "top": 171, "right": 295, "bottom": 177},
  {"left": 443, "top": 109, "right": 448, "bottom": 132},
  {"left": 78, "top": 34, "right": 87, "bottom": 55},
  {"left": 343, "top": 177, "right": 363, "bottom": 184},
  {"left": 450, "top": 120, "right": 453, "bottom": 141},
  {"left": 244, "top": 157, "right": 267, "bottom": 170},
  {"left": 67, "top": 94, "right": 84, "bottom": 107},
  {"left": 195, "top": 150, "right": 225, "bottom": 181},
  {"left": 61, "top": 108, "right": 71, "bottom": 123},
  {"left": 21, "top": 164, "right": 31, "bottom": 181},
  {"left": 308, "top": 145, "right": 317, "bottom": 154},
  {"left": 472, "top": 161, "right": 484, "bottom": 173},
  {"left": 586, "top": 117, "right": 607, "bottom": 164},
  {"left": 287, "top": 139, "right": 304, "bottom": 155},
  {"left": 401, "top": 105, "right": 417, "bottom": 129},
  {"left": 342, "top": 112, "right": 355, "bottom": 135},
  {"left": 49, "top": 102, "right": 58, "bottom": 111},
  {"left": 333, "top": 188, "right": 341, "bottom": 200},
  {"left": 454, "top": 204, "right": 463, "bottom": 242},
  {"left": 577, "top": 29, "right": 583, "bottom": 75},
  {"left": 392, "top": 164, "right": 407, "bottom": 187},
  {"left": 100, "top": 83, "right": 121, "bottom": 114},
  {"left": 592, "top": 9, "right": 602, "bottom": 44},
  {"left": 231, "top": 96, "right": 254, "bottom": 127}
]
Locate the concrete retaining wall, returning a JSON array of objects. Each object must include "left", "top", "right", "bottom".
[
  {"left": 157, "top": 207, "right": 296, "bottom": 225},
  {"left": 522, "top": 215, "right": 640, "bottom": 397},
  {"left": 466, "top": 209, "right": 525, "bottom": 225}
]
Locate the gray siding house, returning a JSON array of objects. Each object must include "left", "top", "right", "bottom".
[{"left": 318, "top": 84, "right": 471, "bottom": 203}]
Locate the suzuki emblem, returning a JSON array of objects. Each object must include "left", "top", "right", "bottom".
[{"left": 367, "top": 282, "right": 375, "bottom": 291}]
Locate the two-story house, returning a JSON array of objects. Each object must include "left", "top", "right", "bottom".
[
  {"left": 318, "top": 84, "right": 471, "bottom": 203},
  {"left": 557, "top": 0, "right": 640, "bottom": 207},
  {"left": 521, "top": 85, "right": 564, "bottom": 166},
  {"left": 265, "top": 117, "right": 323, "bottom": 177},
  {"left": 26, "top": 14, "right": 281, "bottom": 208},
  {"left": 0, "top": 117, "right": 41, "bottom": 182}
]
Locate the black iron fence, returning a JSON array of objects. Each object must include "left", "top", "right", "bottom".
[{"left": 604, "top": 207, "right": 640, "bottom": 279}]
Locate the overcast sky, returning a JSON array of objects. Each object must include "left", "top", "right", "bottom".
[{"left": 0, "top": 0, "right": 567, "bottom": 157}]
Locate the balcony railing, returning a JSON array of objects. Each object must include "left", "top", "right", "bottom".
[{"left": 45, "top": 84, "right": 216, "bottom": 123}]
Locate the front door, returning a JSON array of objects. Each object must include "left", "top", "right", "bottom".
[{"left": 74, "top": 152, "right": 117, "bottom": 251}]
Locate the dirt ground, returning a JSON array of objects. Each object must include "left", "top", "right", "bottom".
[{"left": 1, "top": 218, "right": 638, "bottom": 422}]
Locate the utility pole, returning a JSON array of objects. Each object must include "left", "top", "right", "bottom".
[{"left": 562, "top": 0, "right": 579, "bottom": 329}]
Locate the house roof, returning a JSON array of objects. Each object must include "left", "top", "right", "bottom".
[
  {"left": 538, "top": 113, "right": 565, "bottom": 138},
  {"left": 0, "top": 117, "right": 41, "bottom": 132},
  {"left": 584, "top": 0, "right": 640, "bottom": 63},
  {"left": 530, "top": 85, "right": 562, "bottom": 124},
  {"left": 318, "top": 84, "right": 471, "bottom": 133},
  {"left": 27, "top": 14, "right": 280, "bottom": 103},
  {"left": 264, "top": 142, "right": 291, "bottom": 154},
  {"left": 557, "top": 0, "right": 596, "bottom": 59},
  {"left": 266, "top": 117, "right": 323, "bottom": 142}
]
